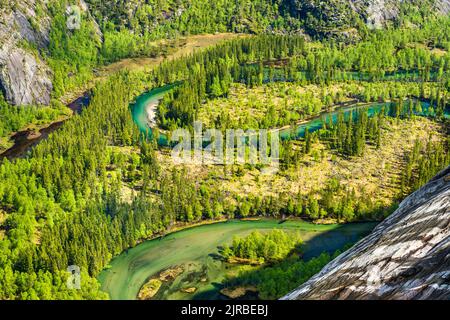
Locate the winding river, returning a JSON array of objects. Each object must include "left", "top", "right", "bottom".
[
  {"left": 1, "top": 67, "right": 448, "bottom": 300},
  {"left": 106, "top": 80, "right": 447, "bottom": 300},
  {"left": 98, "top": 219, "right": 378, "bottom": 300},
  {"left": 0, "top": 93, "right": 90, "bottom": 160},
  {"left": 2, "top": 69, "right": 446, "bottom": 160},
  {"left": 131, "top": 85, "right": 449, "bottom": 146}
]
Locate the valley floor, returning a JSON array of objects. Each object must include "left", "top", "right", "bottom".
[
  {"left": 0, "top": 33, "right": 242, "bottom": 157},
  {"left": 98, "top": 219, "right": 376, "bottom": 300},
  {"left": 114, "top": 116, "right": 447, "bottom": 222}
]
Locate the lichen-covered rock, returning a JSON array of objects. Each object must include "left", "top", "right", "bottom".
[
  {"left": 0, "top": 0, "right": 52, "bottom": 105},
  {"left": 0, "top": 47, "right": 52, "bottom": 105},
  {"left": 0, "top": 0, "right": 101, "bottom": 106},
  {"left": 282, "top": 166, "right": 450, "bottom": 300},
  {"left": 295, "top": 0, "right": 450, "bottom": 32}
]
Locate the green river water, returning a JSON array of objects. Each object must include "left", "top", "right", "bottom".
[
  {"left": 98, "top": 219, "right": 377, "bottom": 300},
  {"left": 100, "top": 74, "right": 448, "bottom": 300},
  {"left": 130, "top": 83, "right": 449, "bottom": 145}
]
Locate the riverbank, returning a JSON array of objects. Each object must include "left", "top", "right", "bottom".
[
  {"left": 0, "top": 93, "right": 90, "bottom": 160},
  {"left": 98, "top": 219, "right": 378, "bottom": 300},
  {"left": 0, "top": 34, "right": 242, "bottom": 160}
]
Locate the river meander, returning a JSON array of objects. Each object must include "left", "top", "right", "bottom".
[
  {"left": 98, "top": 219, "right": 377, "bottom": 300},
  {"left": 131, "top": 82, "right": 449, "bottom": 146}
]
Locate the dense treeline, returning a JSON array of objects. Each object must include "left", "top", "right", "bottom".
[
  {"left": 156, "top": 17, "right": 450, "bottom": 131},
  {"left": 0, "top": 22, "right": 449, "bottom": 300},
  {"left": 222, "top": 230, "right": 302, "bottom": 263},
  {"left": 46, "top": 1, "right": 102, "bottom": 98},
  {"left": 279, "top": 128, "right": 449, "bottom": 222},
  {"left": 224, "top": 246, "right": 347, "bottom": 299},
  {"left": 221, "top": 180, "right": 396, "bottom": 223}
]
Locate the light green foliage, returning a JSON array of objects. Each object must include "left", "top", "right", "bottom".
[
  {"left": 223, "top": 230, "right": 302, "bottom": 263},
  {"left": 225, "top": 247, "right": 345, "bottom": 299},
  {"left": 0, "top": 93, "right": 68, "bottom": 138}
]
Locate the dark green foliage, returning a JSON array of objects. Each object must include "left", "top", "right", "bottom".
[
  {"left": 400, "top": 137, "right": 450, "bottom": 196},
  {"left": 86, "top": 0, "right": 299, "bottom": 37},
  {"left": 1, "top": 10, "right": 449, "bottom": 300},
  {"left": 225, "top": 247, "right": 347, "bottom": 299},
  {"left": 155, "top": 17, "right": 450, "bottom": 131},
  {"left": 0, "top": 94, "right": 66, "bottom": 139},
  {"left": 84, "top": 0, "right": 443, "bottom": 41}
]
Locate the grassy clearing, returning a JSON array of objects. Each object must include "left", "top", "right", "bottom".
[
  {"left": 196, "top": 80, "right": 442, "bottom": 130},
  {"left": 157, "top": 116, "right": 446, "bottom": 213}
]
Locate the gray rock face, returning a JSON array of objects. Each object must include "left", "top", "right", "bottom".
[
  {"left": 365, "top": 0, "right": 399, "bottom": 29},
  {"left": 0, "top": 0, "right": 102, "bottom": 106},
  {"left": 282, "top": 166, "right": 450, "bottom": 300},
  {"left": 0, "top": 47, "right": 53, "bottom": 106},
  {"left": 296, "top": 0, "right": 450, "bottom": 31},
  {"left": 436, "top": 0, "right": 450, "bottom": 14},
  {"left": 0, "top": 1, "right": 52, "bottom": 105},
  {"left": 363, "top": 0, "right": 450, "bottom": 28}
]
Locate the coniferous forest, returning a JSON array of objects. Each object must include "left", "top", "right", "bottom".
[{"left": 0, "top": 0, "right": 449, "bottom": 301}]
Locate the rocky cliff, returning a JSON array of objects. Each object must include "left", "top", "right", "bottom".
[
  {"left": 295, "top": 0, "right": 450, "bottom": 32},
  {"left": 1, "top": 0, "right": 450, "bottom": 107},
  {"left": 282, "top": 166, "right": 450, "bottom": 300},
  {"left": 0, "top": 0, "right": 53, "bottom": 105},
  {"left": 0, "top": 0, "right": 100, "bottom": 106}
]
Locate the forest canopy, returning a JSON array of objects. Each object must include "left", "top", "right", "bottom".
[{"left": 0, "top": 2, "right": 449, "bottom": 300}]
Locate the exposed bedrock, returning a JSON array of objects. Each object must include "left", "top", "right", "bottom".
[
  {"left": 282, "top": 166, "right": 450, "bottom": 300},
  {"left": 0, "top": 1, "right": 52, "bottom": 105}
]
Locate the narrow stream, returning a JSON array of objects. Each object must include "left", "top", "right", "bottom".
[
  {"left": 0, "top": 93, "right": 90, "bottom": 160},
  {"left": 131, "top": 84, "right": 449, "bottom": 145},
  {"left": 1, "top": 70, "right": 445, "bottom": 160}
]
